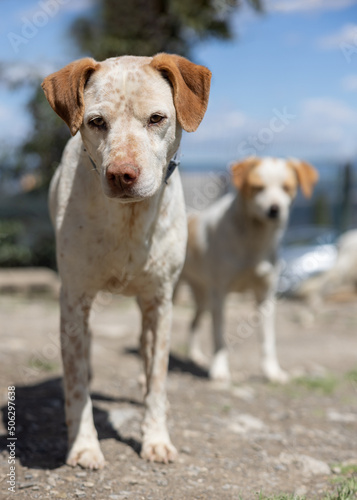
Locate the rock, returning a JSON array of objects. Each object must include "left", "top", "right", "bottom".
[
  {"left": 82, "top": 481, "right": 94, "bottom": 487},
  {"left": 157, "top": 479, "right": 168, "bottom": 486},
  {"left": 231, "top": 385, "right": 255, "bottom": 401},
  {"left": 228, "top": 414, "right": 266, "bottom": 434},
  {"left": 75, "top": 472, "right": 87, "bottom": 478},
  {"left": 74, "top": 490, "right": 86, "bottom": 498},
  {"left": 18, "top": 482, "right": 37, "bottom": 489},
  {"left": 327, "top": 409, "right": 357, "bottom": 423},
  {"left": 279, "top": 453, "right": 331, "bottom": 477},
  {"left": 122, "top": 476, "right": 138, "bottom": 485}
]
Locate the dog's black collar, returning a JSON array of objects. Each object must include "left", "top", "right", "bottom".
[
  {"left": 83, "top": 148, "right": 181, "bottom": 184},
  {"left": 83, "top": 148, "right": 98, "bottom": 173},
  {"left": 165, "top": 149, "right": 180, "bottom": 184}
]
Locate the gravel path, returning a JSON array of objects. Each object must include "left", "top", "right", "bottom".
[{"left": 0, "top": 285, "right": 356, "bottom": 499}]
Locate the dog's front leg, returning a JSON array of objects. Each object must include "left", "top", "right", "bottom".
[
  {"left": 254, "top": 286, "right": 289, "bottom": 383},
  {"left": 139, "top": 293, "right": 177, "bottom": 463},
  {"left": 209, "top": 290, "right": 231, "bottom": 382},
  {"left": 60, "top": 287, "right": 105, "bottom": 469}
]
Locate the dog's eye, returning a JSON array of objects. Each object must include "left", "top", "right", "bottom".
[
  {"left": 283, "top": 184, "right": 292, "bottom": 193},
  {"left": 149, "top": 114, "right": 165, "bottom": 125},
  {"left": 252, "top": 185, "right": 264, "bottom": 193},
  {"left": 89, "top": 117, "right": 106, "bottom": 129}
]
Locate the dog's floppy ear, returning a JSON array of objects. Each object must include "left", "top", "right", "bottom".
[
  {"left": 287, "top": 159, "right": 319, "bottom": 198},
  {"left": 231, "top": 157, "right": 261, "bottom": 190},
  {"left": 42, "top": 57, "right": 99, "bottom": 136},
  {"left": 150, "top": 53, "right": 211, "bottom": 132}
]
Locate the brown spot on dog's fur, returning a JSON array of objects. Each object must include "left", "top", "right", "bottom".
[{"left": 73, "top": 390, "right": 82, "bottom": 400}]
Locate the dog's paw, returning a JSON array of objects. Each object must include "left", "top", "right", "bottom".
[
  {"left": 66, "top": 441, "right": 105, "bottom": 469},
  {"left": 264, "top": 365, "right": 290, "bottom": 384},
  {"left": 141, "top": 438, "right": 177, "bottom": 464},
  {"left": 209, "top": 349, "right": 231, "bottom": 383}
]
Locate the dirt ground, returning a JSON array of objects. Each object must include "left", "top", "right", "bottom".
[{"left": 0, "top": 280, "right": 356, "bottom": 499}]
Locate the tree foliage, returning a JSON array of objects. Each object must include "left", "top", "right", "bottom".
[
  {"left": 71, "top": 0, "right": 262, "bottom": 60},
  {"left": 21, "top": 86, "right": 70, "bottom": 189},
  {"left": 16, "top": 0, "right": 262, "bottom": 188}
]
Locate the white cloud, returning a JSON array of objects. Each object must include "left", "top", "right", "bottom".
[
  {"left": 318, "top": 24, "right": 357, "bottom": 50},
  {"left": 191, "top": 109, "right": 247, "bottom": 142},
  {"left": 60, "top": 0, "right": 96, "bottom": 13},
  {"left": 301, "top": 97, "right": 357, "bottom": 124},
  {"left": 0, "top": 62, "right": 56, "bottom": 87},
  {"left": 341, "top": 74, "right": 357, "bottom": 91},
  {"left": 267, "top": 0, "right": 357, "bottom": 13},
  {"left": 183, "top": 96, "right": 357, "bottom": 165}
]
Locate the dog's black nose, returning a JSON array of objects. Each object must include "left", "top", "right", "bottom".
[{"left": 267, "top": 204, "right": 280, "bottom": 219}]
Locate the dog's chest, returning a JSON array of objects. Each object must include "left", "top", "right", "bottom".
[
  {"left": 58, "top": 199, "right": 160, "bottom": 290},
  {"left": 228, "top": 260, "right": 275, "bottom": 292}
]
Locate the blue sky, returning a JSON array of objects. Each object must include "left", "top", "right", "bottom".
[{"left": 1, "top": 0, "right": 357, "bottom": 169}]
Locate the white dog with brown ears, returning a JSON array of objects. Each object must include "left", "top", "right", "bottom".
[
  {"left": 41, "top": 54, "right": 211, "bottom": 469},
  {"left": 181, "top": 156, "right": 318, "bottom": 383}
]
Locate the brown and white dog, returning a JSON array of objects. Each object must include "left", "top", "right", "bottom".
[
  {"left": 42, "top": 54, "right": 211, "bottom": 468},
  {"left": 181, "top": 156, "right": 318, "bottom": 383}
]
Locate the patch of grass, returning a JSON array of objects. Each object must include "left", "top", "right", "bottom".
[
  {"left": 330, "top": 462, "right": 357, "bottom": 491},
  {"left": 257, "top": 493, "right": 305, "bottom": 500},
  {"left": 28, "top": 357, "right": 58, "bottom": 372},
  {"left": 325, "top": 477, "right": 357, "bottom": 499},
  {"left": 345, "top": 368, "right": 357, "bottom": 385},
  {"left": 294, "top": 374, "right": 338, "bottom": 395},
  {"left": 221, "top": 404, "right": 231, "bottom": 413},
  {"left": 258, "top": 476, "right": 357, "bottom": 500},
  {"left": 340, "top": 464, "right": 357, "bottom": 476}
]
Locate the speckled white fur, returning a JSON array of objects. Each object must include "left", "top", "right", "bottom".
[
  {"left": 181, "top": 157, "right": 314, "bottom": 384},
  {"left": 49, "top": 56, "right": 190, "bottom": 468}
]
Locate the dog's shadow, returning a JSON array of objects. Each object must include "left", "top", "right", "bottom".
[
  {"left": 0, "top": 377, "right": 142, "bottom": 469},
  {"left": 0, "top": 352, "right": 207, "bottom": 469},
  {"left": 125, "top": 348, "right": 209, "bottom": 379}
]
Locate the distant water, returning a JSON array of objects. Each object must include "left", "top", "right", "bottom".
[
  {"left": 181, "top": 158, "right": 357, "bottom": 177},
  {"left": 180, "top": 158, "right": 357, "bottom": 199},
  {"left": 179, "top": 158, "right": 357, "bottom": 230}
]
